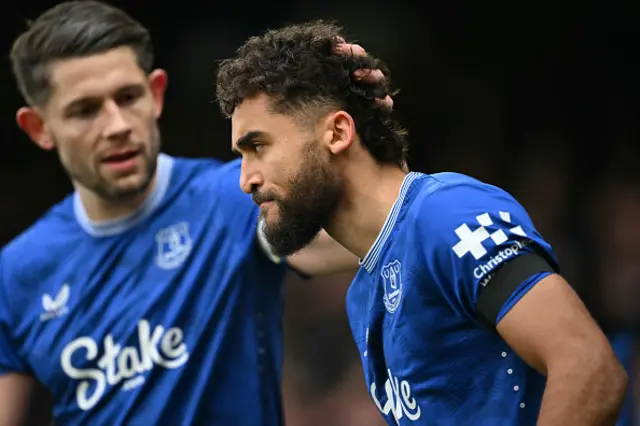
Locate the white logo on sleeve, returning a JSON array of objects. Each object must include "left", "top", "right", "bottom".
[
  {"left": 40, "top": 284, "right": 70, "bottom": 321},
  {"left": 370, "top": 369, "right": 421, "bottom": 423},
  {"left": 452, "top": 211, "right": 526, "bottom": 260},
  {"left": 60, "top": 319, "right": 189, "bottom": 411},
  {"left": 474, "top": 239, "right": 531, "bottom": 285}
]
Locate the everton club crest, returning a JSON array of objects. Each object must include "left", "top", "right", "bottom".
[
  {"left": 156, "top": 222, "right": 193, "bottom": 270},
  {"left": 381, "top": 259, "right": 403, "bottom": 314}
]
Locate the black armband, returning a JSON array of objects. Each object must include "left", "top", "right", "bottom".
[{"left": 476, "top": 252, "right": 557, "bottom": 331}]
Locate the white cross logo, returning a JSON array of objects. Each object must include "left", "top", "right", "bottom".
[
  {"left": 452, "top": 211, "right": 526, "bottom": 260},
  {"left": 452, "top": 223, "right": 491, "bottom": 259}
]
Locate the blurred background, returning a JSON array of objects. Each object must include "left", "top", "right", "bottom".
[{"left": 1, "top": 1, "right": 638, "bottom": 425}]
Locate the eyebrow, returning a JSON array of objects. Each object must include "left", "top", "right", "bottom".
[
  {"left": 232, "top": 130, "right": 266, "bottom": 154},
  {"left": 63, "top": 83, "right": 144, "bottom": 113},
  {"left": 63, "top": 96, "right": 100, "bottom": 114}
]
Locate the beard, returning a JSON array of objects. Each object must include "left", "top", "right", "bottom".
[
  {"left": 255, "top": 146, "right": 343, "bottom": 257},
  {"left": 57, "top": 120, "right": 161, "bottom": 202}
]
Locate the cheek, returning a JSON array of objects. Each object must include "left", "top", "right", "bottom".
[
  {"left": 272, "top": 143, "right": 300, "bottom": 170},
  {"left": 51, "top": 128, "right": 95, "bottom": 164},
  {"left": 133, "top": 99, "right": 158, "bottom": 129},
  {"left": 125, "top": 114, "right": 155, "bottom": 148},
  {"left": 263, "top": 154, "right": 291, "bottom": 186},
  {"left": 53, "top": 117, "right": 101, "bottom": 149},
  {"left": 55, "top": 141, "right": 86, "bottom": 173}
]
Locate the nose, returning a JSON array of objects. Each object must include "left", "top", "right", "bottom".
[
  {"left": 103, "top": 100, "right": 132, "bottom": 141},
  {"left": 239, "top": 160, "right": 263, "bottom": 195}
]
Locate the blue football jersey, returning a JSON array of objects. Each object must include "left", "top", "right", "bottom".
[
  {"left": 0, "top": 154, "right": 287, "bottom": 425},
  {"left": 347, "top": 172, "right": 560, "bottom": 425}
]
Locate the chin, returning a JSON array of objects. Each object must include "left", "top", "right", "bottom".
[
  {"left": 259, "top": 200, "right": 283, "bottom": 220},
  {"left": 263, "top": 221, "right": 323, "bottom": 258},
  {"left": 107, "top": 175, "right": 152, "bottom": 200},
  {"left": 262, "top": 206, "right": 281, "bottom": 224}
]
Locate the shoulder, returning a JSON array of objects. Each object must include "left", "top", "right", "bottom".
[
  {"left": 167, "top": 155, "right": 227, "bottom": 190},
  {"left": 164, "top": 156, "right": 259, "bottom": 246},
  {"left": 2, "top": 195, "right": 78, "bottom": 266},
  {"left": 403, "top": 171, "right": 557, "bottom": 275},
  {"left": 408, "top": 172, "right": 532, "bottom": 242},
  {"left": 170, "top": 156, "right": 246, "bottom": 200},
  {"left": 1, "top": 195, "right": 80, "bottom": 294},
  {"left": 411, "top": 172, "right": 526, "bottom": 219}
]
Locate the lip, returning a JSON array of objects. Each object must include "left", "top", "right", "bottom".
[
  {"left": 102, "top": 148, "right": 139, "bottom": 162},
  {"left": 259, "top": 200, "right": 275, "bottom": 209},
  {"left": 101, "top": 150, "right": 141, "bottom": 173}
]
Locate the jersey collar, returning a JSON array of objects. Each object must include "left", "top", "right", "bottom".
[{"left": 360, "top": 172, "right": 421, "bottom": 273}]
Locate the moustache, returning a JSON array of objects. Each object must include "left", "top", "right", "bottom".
[{"left": 252, "top": 190, "right": 279, "bottom": 206}]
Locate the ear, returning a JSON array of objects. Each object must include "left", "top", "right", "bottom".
[
  {"left": 16, "top": 107, "right": 55, "bottom": 150},
  {"left": 320, "top": 110, "right": 356, "bottom": 155},
  {"left": 148, "top": 69, "right": 168, "bottom": 118}
]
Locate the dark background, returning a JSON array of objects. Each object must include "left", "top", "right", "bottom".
[{"left": 1, "top": 1, "right": 638, "bottom": 424}]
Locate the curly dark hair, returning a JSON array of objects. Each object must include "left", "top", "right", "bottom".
[
  {"left": 216, "top": 20, "right": 408, "bottom": 167},
  {"left": 10, "top": 0, "right": 153, "bottom": 107}
]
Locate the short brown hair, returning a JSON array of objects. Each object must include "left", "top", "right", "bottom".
[{"left": 10, "top": 0, "right": 153, "bottom": 107}]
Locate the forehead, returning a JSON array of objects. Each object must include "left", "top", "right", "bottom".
[
  {"left": 231, "top": 94, "right": 299, "bottom": 140},
  {"left": 47, "top": 47, "right": 147, "bottom": 107}
]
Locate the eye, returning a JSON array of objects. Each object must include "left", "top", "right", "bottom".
[
  {"left": 116, "top": 88, "right": 143, "bottom": 106},
  {"left": 70, "top": 103, "right": 100, "bottom": 119},
  {"left": 252, "top": 143, "right": 264, "bottom": 153}
]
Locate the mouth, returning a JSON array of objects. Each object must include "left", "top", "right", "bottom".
[
  {"left": 103, "top": 148, "right": 140, "bottom": 162},
  {"left": 102, "top": 149, "right": 141, "bottom": 172},
  {"left": 253, "top": 192, "right": 277, "bottom": 208}
]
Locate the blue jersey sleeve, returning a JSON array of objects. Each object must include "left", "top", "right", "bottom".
[
  {"left": 414, "top": 177, "right": 559, "bottom": 327},
  {"left": 0, "top": 252, "right": 30, "bottom": 375}
]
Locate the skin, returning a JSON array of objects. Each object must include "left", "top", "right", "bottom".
[
  {"left": 497, "top": 274, "right": 628, "bottom": 425},
  {"left": 232, "top": 93, "right": 628, "bottom": 425},
  {"left": 17, "top": 47, "right": 167, "bottom": 222},
  {"left": 232, "top": 93, "right": 405, "bottom": 260}
]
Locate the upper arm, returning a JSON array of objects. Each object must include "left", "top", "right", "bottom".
[
  {"left": 413, "top": 178, "right": 621, "bottom": 379},
  {"left": 496, "top": 273, "right": 618, "bottom": 375},
  {"left": 0, "top": 373, "right": 52, "bottom": 426},
  {"left": 415, "top": 179, "right": 559, "bottom": 327},
  {"left": 285, "top": 230, "right": 358, "bottom": 277},
  {"left": 0, "top": 253, "right": 52, "bottom": 425},
  {"left": 0, "top": 252, "right": 31, "bottom": 375}
]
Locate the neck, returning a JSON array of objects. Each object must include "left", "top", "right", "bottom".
[
  {"left": 75, "top": 174, "right": 157, "bottom": 222},
  {"left": 325, "top": 160, "right": 408, "bottom": 259}
]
